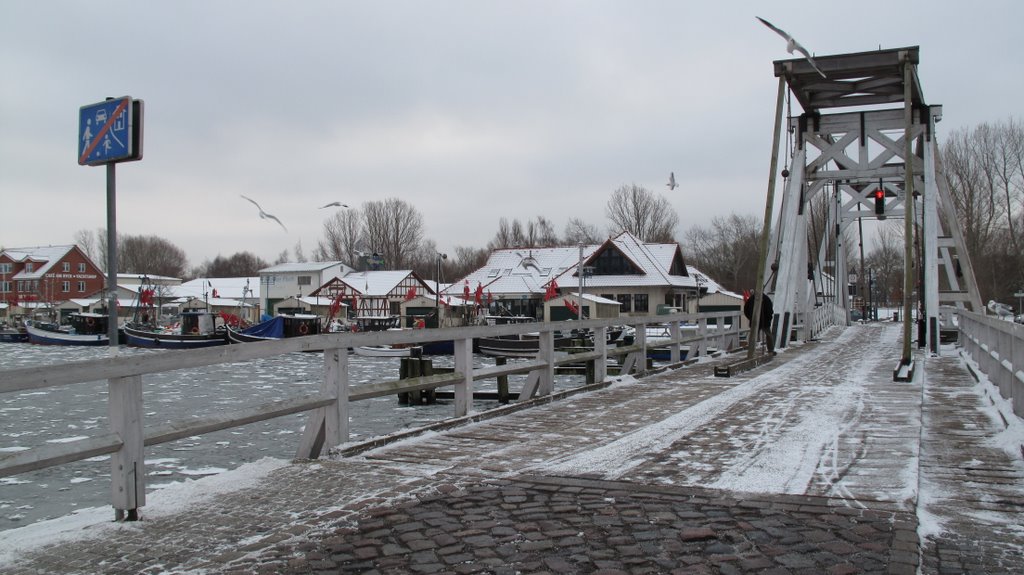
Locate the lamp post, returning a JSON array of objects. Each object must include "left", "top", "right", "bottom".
[{"left": 435, "top": 252, "right": 447, "bottom": 327}]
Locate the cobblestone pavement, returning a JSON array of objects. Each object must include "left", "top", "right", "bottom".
[{"left": 4, "top": 324, "right": 1022, "bottom": 574}]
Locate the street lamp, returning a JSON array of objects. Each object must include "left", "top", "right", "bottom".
[{"left": 435, "top": 253, "right": 447, "bottom": 325}]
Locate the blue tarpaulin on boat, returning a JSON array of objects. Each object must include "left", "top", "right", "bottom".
[{"left": 241, "top": 316, "right": 285, "bottom": 339}]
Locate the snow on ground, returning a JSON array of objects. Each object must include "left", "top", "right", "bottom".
[
  {"left": 537, "top": 326, "right": 885, "bottom": 492},
  {"left": 0, "top": 457, "right": 289, "bottom": 568}
]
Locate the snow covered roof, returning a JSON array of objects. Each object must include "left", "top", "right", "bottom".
[
  {"left": 337, "top": 270, "right": 420, "bottom": 296},
  {"left": 686, "top": 266, "right": 741, "bottom": 299},
  {"left": 260, "top": 261, "right": 351, "bottom": 274},
  {"left": 448, "top": 231, "right": 695, "bottom": 297},
  {"left": 1, "top": 245, "right": 77, "bottom": 279}
]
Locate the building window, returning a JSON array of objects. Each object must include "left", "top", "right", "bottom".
[
  {"left": 63, "top": 262, "right": 71, "bottom": 272},
  {"left": 616, "top": 294, "right": 632, "bottom": 312},
  {"left": 78, "top": 281, "right": 86, "bottom": 292},
  {"left": 593, "top": 249, "right": 640, "bottom": 275},
  {"left": 25, "top": 263, "right": 34, "bottom": 272},
  {"left": 0, "top": 263, "right": 11, "bottom": 273},
  {"left": 297, "top": 275, "right": 312, "bottom": 286},
  {"left": 0, "top": 281, "right": 9, "bottom": 293},
  {"left": 634, "top": 294, "right": 649, "bottom": 313},
  {"left": 78, "top": 263, "right": 86, "bottom": 273},
  {"left": 61, "top": 281, "right": 71, "bottom": 293}
]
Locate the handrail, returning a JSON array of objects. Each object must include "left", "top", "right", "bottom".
[
  {"left": 0, "top": 310, "right": 744, "bottom": 516},
  {"left": 956, "top": 310, "right": 1024, "bottom": 418}
]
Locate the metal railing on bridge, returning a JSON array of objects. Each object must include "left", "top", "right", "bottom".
[{"left": 0, "top": 311, "right": 743, "bottom": 519}]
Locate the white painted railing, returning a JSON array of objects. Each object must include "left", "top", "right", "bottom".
[
  {"left": 0, "top": 311, "right": 743, "bottom": 516},
  {"left": 956, "top": 310, "right": 1024, "bottom": 417}
]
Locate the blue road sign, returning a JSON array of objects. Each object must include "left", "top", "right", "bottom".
[{"left": 78, "top": 97, "right": 133, "bottom": 165}]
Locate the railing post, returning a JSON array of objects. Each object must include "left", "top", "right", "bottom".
[
  {"left": 669, "top": 321, "right": 682, "bottom": 363},
  {"left": 594, "top": 325, "right": 608, "bottom": 383},
  {"left": 538, "top": 329, "right": 554, "bottom": 396},
  {"left": 453, "top": 336, "right": 473, "bottom": 417},
  {"left": 109, "top": 375, "right": 144, "bottom": 520},
  {"left": 325, "top": 347, "right": 349, "bottom": 446},
  {"left": 697, "top": 316, "right": 708, "bottom": 357}
]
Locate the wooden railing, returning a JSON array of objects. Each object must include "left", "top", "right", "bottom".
[
  {"left": 0, "top": 311, "right": 743, "bottom": 516},
  {"left": 956, "top": 310, "right": 1024, "bottom": 418}
]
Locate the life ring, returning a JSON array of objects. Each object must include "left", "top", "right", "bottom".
[
  {"left": 298, "top": 323, "right": 309, "bottom": 335},
  {"left": 190, "top": 326, "right": 200, "bottom": 334},
  {"left": 85, "top": 317, "right": 95, "bottom": 327}
]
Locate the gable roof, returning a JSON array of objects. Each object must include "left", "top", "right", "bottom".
[
  {"left": 449, "top": 231, "right": 696, "bottom": 297},
  {"left": 259, "top": 261, "right": 352, "bottom": 274},
  {"left": 335, "top": 270, "right": 432, "bottom": 297},
  {"left": 1, "top": 245, "right": 80, "bottom": 279}
]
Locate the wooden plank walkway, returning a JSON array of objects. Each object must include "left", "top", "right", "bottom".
[{"left": 2, "top": 323, "right": 1022, "bottom": 574}]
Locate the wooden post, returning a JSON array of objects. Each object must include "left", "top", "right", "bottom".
[
  {"left": 900, "top": 53, "right": 915, "bottom": 365},
  {"left": 669, "top": 321, "right": 682, "bottom": 363},
  {"left": 697, "top": 316, "right": 708, "bottom": 357},
  {"left": 749, "top": 76, "right": 787, "bottom": 360},
  {"left": 537, "top": 329, "right": 555, "bottom": 396},
  {"left": 495, "top": 357, "right": 509, "bottom": 404},
  {"left": 109, "top": 375, "right": 144, "bottom": 520},
  {"left": 324, "top": 347, "right": 348, "bottom": 447},
  {"left": 594, "top": 325, "right": 607, "bottom": 383},
  {"left": 453, "top": 337, "right": 472, "bottom": 417}
]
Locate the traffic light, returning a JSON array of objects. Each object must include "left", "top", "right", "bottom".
[{"left": 873, "top": 189, "right": 885, "bottom": 216}]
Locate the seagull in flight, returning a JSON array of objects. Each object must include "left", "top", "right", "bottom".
[
  {"left": 240, "top": 194, "right": 287, "bottom": 232},
  {"left": 319, "top": 201, "right": 349, "bottom": 209},
  {"left": 667, "top": 172, "right": 678, "bottom": 191},
  {"left": 756, "top": 16, "right": 827, "bottom": 79}
]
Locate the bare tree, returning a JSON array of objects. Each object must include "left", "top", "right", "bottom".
[
  {"left": 563, "top": 217, "right": 603, "bottom": 245},
  {"left": 488, "top": 216, "right": 561, "bottom": 250},
  {"left": 315, "top": 207, "right": 363, "bottom": 265},
  {"left": 195, "top": 252, "right": 269, "bottom": 278},
  {"left": 943, "top": 118, "right": 1024, "bottom": 301},
  {"left": 293, "top": 240, "right": 307, "bottom": 263},
  {"left": 274, "top": 249, "right": 289, "bottom": 265},
  {"left": 451, "top": 246, "right": 490, "bottom": 279},
  {"left": 362, "top": 198, "right": 424, "bottom": 269},
  {"left": 118, "top": 234, "right": 189, "bottom": 278},
  {"left": 863, "top": 222, "right": 904, "bottom": 307},
  {"left": 684, "top": 213, "right": 760, "bottom": 293},
  {"left": 605, "top": 184, "right": 679, "bottom": 242},
  {"left": 73, "top": 228, "right": 101, "bottom": 266}
]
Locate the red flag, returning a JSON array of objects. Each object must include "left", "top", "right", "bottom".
[
  {"left": 329, "top": 291, "right": 345, "bottom": 318},
  {"left": 486, "top": 290, "right": 493, "bottom": 307},
  {"left": 212, "top": 288, "right": 219, "bottom": 298},
  {"left": 563, "top": 298, "right": 579, "bottom": 317},
  {"left": 544, "top": 279, "right": 559, "bottom": 301},
  {"left": 463, "top": 280, "right": 470, "bottom": 302},
  {"left": 474, "top": 282, "right": 483, "bottom": 305},
  {"left": 405, "top": 286, "right": 417, "bottom": 301}
]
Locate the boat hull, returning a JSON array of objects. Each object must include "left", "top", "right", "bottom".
[
  {"left": 24, "top": 323, "right": 109, "bottom": 346},
  {"left": 0, "top": 329, "right": 28, "bottom": 343},
  {"left": 353, "top": 345, "right": 421, "bottom": 357},
  {"left": 123, "top": 326, "right": 227, "bottom": 349}
]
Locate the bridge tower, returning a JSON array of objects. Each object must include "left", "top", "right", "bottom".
[{"left": 759, "top": 47, "right": 983, "bottom": 360}]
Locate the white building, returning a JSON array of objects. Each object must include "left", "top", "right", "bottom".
[{"left": 258, "top": 262, "right": 353, "bottom": 315}]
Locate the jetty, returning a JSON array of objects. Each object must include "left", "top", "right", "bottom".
[{"left": 2, "top": 320, "right": 1022, "bottom": 574}]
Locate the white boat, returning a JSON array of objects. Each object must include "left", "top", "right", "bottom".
[{"left": 353, "top": 344, "right": 422, "bottom": 357}]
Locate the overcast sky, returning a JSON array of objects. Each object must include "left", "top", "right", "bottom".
[{"left": 2, "top": 1, "right": 1021, "bottom": 269}]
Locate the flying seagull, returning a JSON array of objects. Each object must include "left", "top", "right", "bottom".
[
  {"left": 756, "top": 16, "right": 827, "bottom": 79},
  {"left": 319, "top": 201, "right": 349, "bottom": 209},
  {"left": 240, "top": 194, "right": 288, "bottom": 232},
  {"left": 667, "top": 172, "right": 678, "bottom": 191}
]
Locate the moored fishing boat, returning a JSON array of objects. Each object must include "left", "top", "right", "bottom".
[
  {"left": 24, "top": 313, "right": 111, "bottom": 346},
  {"left": 123, "top": 311, "right": 227, "bottom": 349},
  {"left": 226, "top": 314, "right": 321, "bottom": 344},
  {"left": 0, "top": 325, "right": 28, "bottom": 343}
]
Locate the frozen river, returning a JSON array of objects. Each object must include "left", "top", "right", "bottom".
[{"left": 0, "top": 342, "right": 581, "bottom": 532}]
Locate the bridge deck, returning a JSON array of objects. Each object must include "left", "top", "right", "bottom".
[{"left": 3, "top": 323, "right": 1022, "bottom": 574}]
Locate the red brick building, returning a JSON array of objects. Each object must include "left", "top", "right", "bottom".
[{"left": 0, "top": 245, "right": 105, "bottom": 306}]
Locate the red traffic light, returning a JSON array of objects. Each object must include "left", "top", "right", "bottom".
[{"left": 873, "top": 189, "right": 885, "bottom": 215}]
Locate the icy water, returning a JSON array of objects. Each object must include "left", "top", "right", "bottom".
[{"left": 0, "top": 342, "right": 581, "bottom": 532}]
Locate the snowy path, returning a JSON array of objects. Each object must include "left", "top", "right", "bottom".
[{"left": 533, "top": 323, "right": 921, "bottom": 508}]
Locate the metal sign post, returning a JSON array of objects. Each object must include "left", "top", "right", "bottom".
[{"left": 77, "top": 96, "right": 144, "bottom": 349}]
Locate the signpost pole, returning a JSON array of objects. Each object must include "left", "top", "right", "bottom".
[{"left": 106, "top": 162, "right": 118, "bottom": 349}]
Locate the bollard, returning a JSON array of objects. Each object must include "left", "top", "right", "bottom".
[{"left": 496, "top": 357, "right": 509, "bottom": 404}]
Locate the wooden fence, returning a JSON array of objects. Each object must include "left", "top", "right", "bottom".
[{"left": 0, "top": 311, "right": 742, "bottom": 516}]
